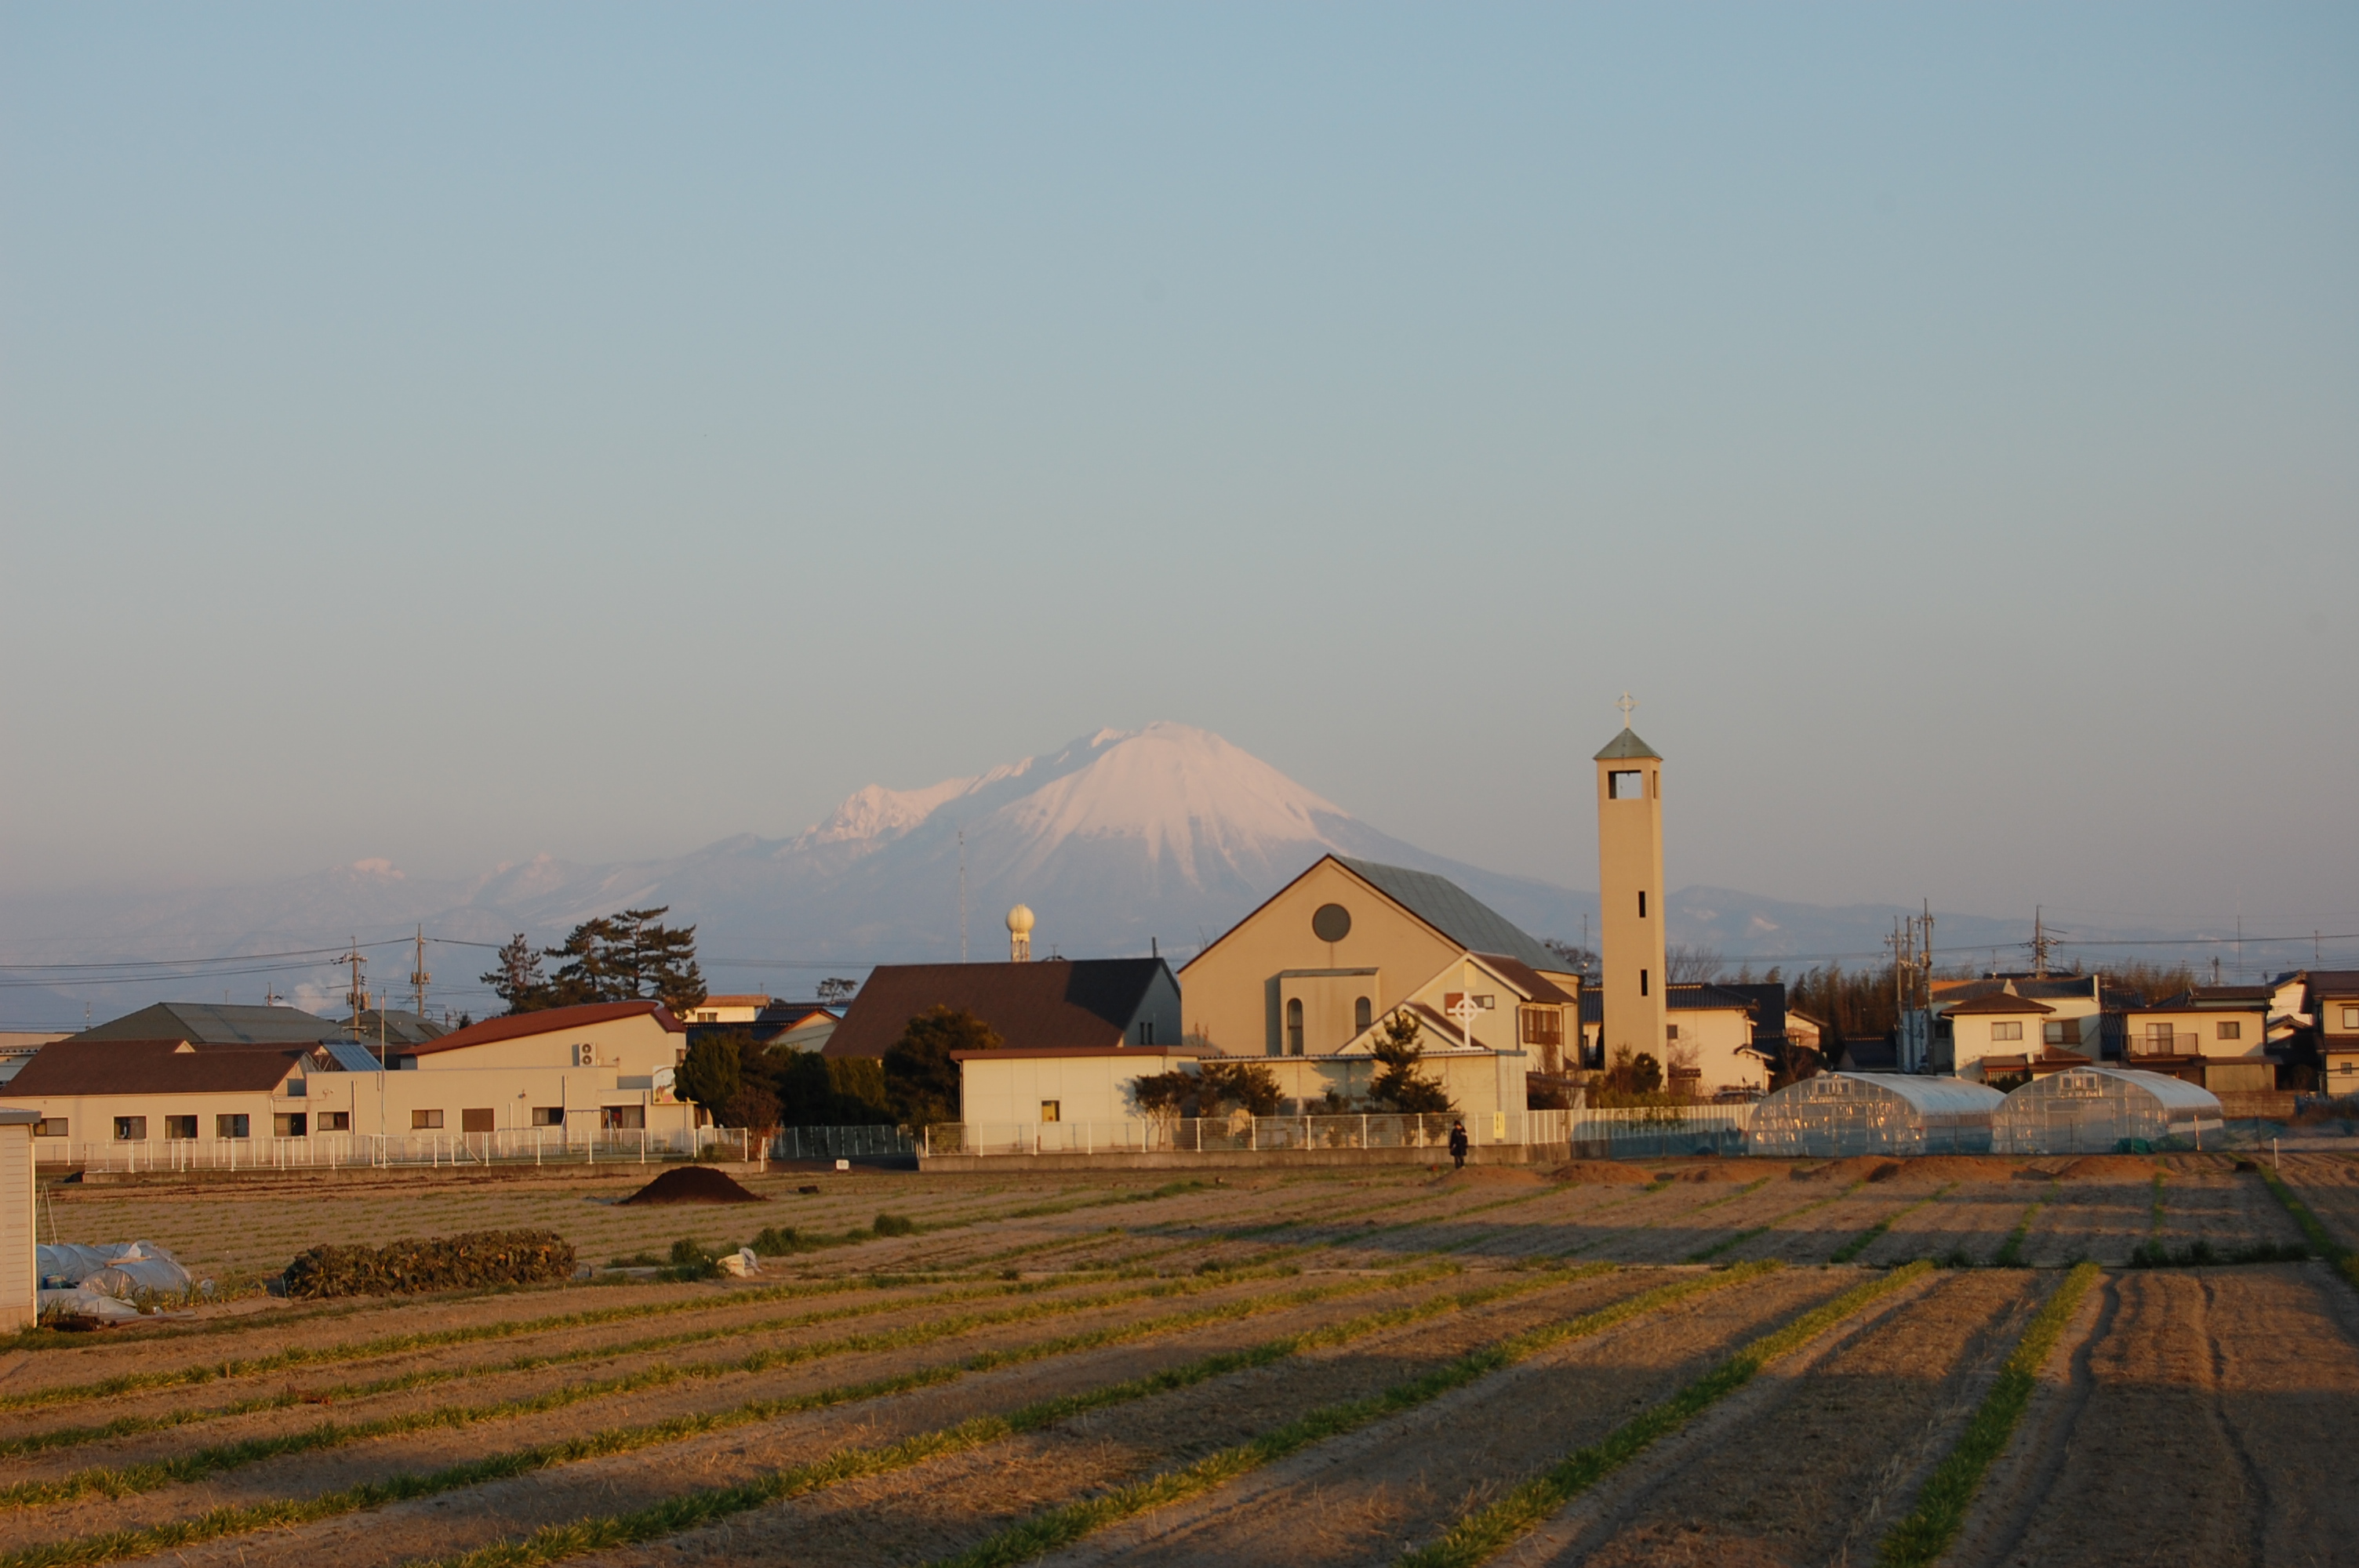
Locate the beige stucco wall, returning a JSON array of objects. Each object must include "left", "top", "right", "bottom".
[
  {"left": 0, "top": 1120, "right": 31, "bottom": 1330},
  {"left": 2124, "top": 1007, "right": 2269, "bottom": 1062},
  {"left": 1180, "top": 859, "right": 1467, "bottom": 1058},
  {"left": 403, "top": 1014, "right": 682, "bottom": 1076},
  {"left": 958, "top": 1054, "right": 1184, "bottom": 1127},
  {"left": 2, "top": 1059, "right": 700, "bottom": 1158},
  {"left": 1596, "top": 756, "right": 1667, "bottom": 1067},
  {"left": 1667, "top": 1007, "right": 1765, "bottom": 1093}
]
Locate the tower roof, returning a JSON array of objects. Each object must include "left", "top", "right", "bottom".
[{"left": 1593, "top": 728, "right": 1661, "bottom": 761}]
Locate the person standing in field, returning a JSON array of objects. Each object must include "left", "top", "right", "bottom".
[{"left": 1448, "top": 1120, "right": 1469, "bottom": 1171}]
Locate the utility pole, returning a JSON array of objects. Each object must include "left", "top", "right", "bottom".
[
  {"left": 409, "top": 926, "right": 431, "bottom": 1020},
  {"left": 340, "top": 939, "right": 367, "bottom": 1039},
  {"left": 958, "top": 829, "right": 968, "bottom": 964}
]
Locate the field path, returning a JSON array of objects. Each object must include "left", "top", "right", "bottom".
[{"left": 1948, "top": 1264, "right": 2359, "bottom": 1567}]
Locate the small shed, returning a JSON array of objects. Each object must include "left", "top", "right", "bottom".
[
  {"left": 1991, "top": 1066, "right": 2224, "bottom": 1155},
  {"left": 1747, "top": 1073, "right": 2005, "bottom": 1158},
  {"left": 0, "top": 1108, "right": 35, "bottom": 1330}
]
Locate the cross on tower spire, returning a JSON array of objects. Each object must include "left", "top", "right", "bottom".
[{"left": 1615, "top": 691, "right": 1637, "bottom": 729}]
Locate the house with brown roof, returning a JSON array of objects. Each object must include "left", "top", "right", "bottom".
[
  {"left": 824, "top": 960, "right": 1180, "bottom": 1060},
  {"left": 2311, "top": 971, "right": 2359, "bottom": 1096},
  {"left": 2125, "top": 986, "right": 2277, "bottom": 1093},
  {"left": 1, "top": 1038, "right": 325, "bottom": 1155}
]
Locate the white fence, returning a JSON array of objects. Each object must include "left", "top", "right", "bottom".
[
  {"left": 37, "top": 1126, "right": 756, "bottom": 1172},
  {"left": 925, "top": 1105, "right": 1755, "bottom": 1160}
]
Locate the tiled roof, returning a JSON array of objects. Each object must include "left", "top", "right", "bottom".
[
  {"left": 75, "top": 1003, "right": 341, "bottom": 1046},
  {"left": 1946, "top": 991, "right": 2056, "bottom": 1016},
  {"left": 402, "top": 1000, "right": 682, "bottom": 1056},
  {"left": 2, "top": 1039, "right": 308, "bottom": 1097},
  {"left": 1470, "top": 953, "right": 1576, "bottom": 1007},
  {"left": 824, "top": 960, "right": 1171, "bottom": 1059},
  {"left": 1667, "top": 983, "right": 1759, "bottom": 1013},
  {"left": 1331, "top": 858, "right": 1561, "bottom": 974}
]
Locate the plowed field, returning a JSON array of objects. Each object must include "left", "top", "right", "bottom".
[{"left": 8, "top": 1152, "right": 2352, "bottom": 1568}]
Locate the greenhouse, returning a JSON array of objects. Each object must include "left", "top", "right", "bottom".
[
  {"left": 1991, "top": 1066, "right": 2224, "bottom": 1155},
  {"left": 1746, "top": 1073, "right": 2005, "bottom": 1158}
]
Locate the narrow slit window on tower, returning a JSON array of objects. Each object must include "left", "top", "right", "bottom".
[
  {"left": 1638, "top": 891, "right": 1647, "bottom": 918},
  {"left": 1608, "top": 770, "right": 1644, "bottom": 800},
  {"left": 1639, "top": 969, "right": 1649, "bottom": 997},
  {"left": 1286, "top": 998, "right": 1304, "bottom": 1055}
]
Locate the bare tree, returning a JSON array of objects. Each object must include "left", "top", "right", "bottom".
[{"left": 1666, "top": 944, "right": 1725, "bottom": 984}]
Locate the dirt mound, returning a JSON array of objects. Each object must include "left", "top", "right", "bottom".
[
  {"left": 1881, "top": 1155, "right": 2017, "bottom": 1183},
  {"left": 1797, "top": 1156, "right": 1903, "bottom": 1183},
  {"left": 620, "top": 1166, "right": 768, "bottom": 1206},
  {"left": 1430, "top": 1167, "right": 1547, "bottom": 1187},
  {"left": 1663, "top": 1163, "right": 1749, "bottom": 1182},
  {"left": 2055, "top": 1154, "right": 2163, "bottom": 1181},
  {"left": 1548, "top": 1160, "right": 1654, "bottom": 1185}
]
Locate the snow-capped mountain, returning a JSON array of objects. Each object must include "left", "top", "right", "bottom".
[{"left": 0, "top": 722, "right": 2049, "bottom": 1024}]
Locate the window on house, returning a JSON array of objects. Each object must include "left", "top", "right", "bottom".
[
  {"left": 1519, "top": 1007, "right": 1561, "bottom": 1046},
  {"left": 2216, "top": 1021, "right": 2242, "bottom": 1041},
  {"left": 216, "top": 1114, "right": 249, "bottom": 1139},
  {"left": 601, "top": 1105, "right": 645, "bottom": 1131},
  {"left": 1136, "top": 1020, "right": 1157, "bottom": 1046},
  {"left": 114, "top": 1116, "right": 146, "bottom": 1142},
  {"left": 274, "top": 1113, "right": 307, "bottom": 1138},
  {"left": 2043, "top": 1019, "right": 2082, "bottom": 1047},
  {"left": 413, "top": 1109, "right": 444, "bottom": 1130},
  {"left": 462, "top": 1109, "right": 496, "bottom": 1133},
  {"left": 34, "top": 1117, "right": 67, "bottom": 1138},
  {"left": 531, "top": 1106, "right": 564, "bottom": 1127},
  {"left": 2344, "top": 1006, "right": 2359, "bottom": 1030},
  {"left": 319, "top": 1112, "right": 351, "bottom": 1131},
  {"left": 696, "top": 1011, "right": 716, "bottom": 1023},
  {"left": 165, "top": 1115, "right": 198, "bottom": 1140},
  {"left": 1666, "top": 1023, "right": 1680, "bottom": 1041},
  {"left": 2143, "top": 1022, "right": 2174, "bottom": 1051},
  {"left": 1040, "top": 1100, "right": 1061, "bottom": 1123},
  {"left": 282, "top": 1075, "right": 306, "bottom": 1098},
  {"left": 1609, "top": 770, "right": 1644, "bottom": 799},
  {"left": 1990, "top": 1022, "right": 2023, "bottom": 1042},
  {"left": 1355, "top": 996, "right": 1372, "bottom": 1033},
  {"left": 1286, "top": 998, "right": 1303, "bottom": 1055}
]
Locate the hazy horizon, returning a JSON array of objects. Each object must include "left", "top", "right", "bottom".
[{"left": 5, "top": 7, "right": 2354, "bottom": 938}]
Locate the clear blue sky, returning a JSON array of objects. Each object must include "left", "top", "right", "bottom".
[{"left": 4, "top": 5, "right": 2353, "bottom": 930}]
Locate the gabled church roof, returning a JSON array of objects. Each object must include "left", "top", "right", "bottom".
[
  {"left": 1593, "top": 728, "right": 1661, "bottom": 761},
  {"left": 1331, "top": 857, "right": 1563, "bottom": 975}
]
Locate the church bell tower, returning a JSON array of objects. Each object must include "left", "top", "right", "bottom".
[{"left": 1594, "top": 695, "right": 1667, "bottom": 1070}]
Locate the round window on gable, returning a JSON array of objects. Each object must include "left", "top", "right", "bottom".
[{"left": 1311, "top": 903, "right": 1352, "bottom": 943}]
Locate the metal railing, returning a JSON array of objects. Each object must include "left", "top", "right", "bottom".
[{"left": 921, "top": 1107, "right": 1753, "bottom": 1159}]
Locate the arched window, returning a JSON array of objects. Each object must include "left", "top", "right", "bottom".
[
  {"left": 1286, "top": 998, "right": 1304, "bottom": 1055},
  {"left": 1354, "top": 996, "right": 1372, "bottom": 1033}
]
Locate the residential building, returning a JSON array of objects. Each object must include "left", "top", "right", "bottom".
[
  {"left": 683, "top": 994, "right": 772, "bottom": 1025},
  {"left": 74, "top": 1002, "right": 345, "bottom": 1046},
  {"left": 0, "top": 1034, "right": 64, "bottom": 1086},
  {"left": 953, "top": 1044, "right": 1209, "bottom": 1129},
  {"left": 2124, "top": 986, "right": 2277, "bottom": 1093},
  {"left": 2, "top": 1038, "right": 325, "bottom": 1151},
  {"left": 1925, "top": 977, "right": 2106, "bottom": 1078},
  {"left": 2311, "top": 971, "right": 2359, "bottom": 1095},
  {"left": 824, "top": 958, "right": 1181, "bottom": 1060}
]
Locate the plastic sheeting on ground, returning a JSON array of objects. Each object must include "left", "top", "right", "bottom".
[{"left": 37, "top": 1240, "right": 203, "bottom": 1298}]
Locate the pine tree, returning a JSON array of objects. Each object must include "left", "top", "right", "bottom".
[
  {"left": 1370, "top": 1010, "right": 1453, "bottom": 1114},
  {"left": 480, "top": 934, "right": 549, "bottom": 1014}
]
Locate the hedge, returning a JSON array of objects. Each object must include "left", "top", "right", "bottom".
[{"left": 284, "top": 1230, "right": 577, "bottom": 1299}]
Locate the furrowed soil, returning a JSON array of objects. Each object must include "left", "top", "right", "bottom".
[
  {"left": 12, "top": 1160, "right": 2347, "bottom": 1568},
  {"left": 1503, "top": 1269, "right": 2042, "bottom": 1568},
  {"left": 1020, "top": 1268, "right": 1860, "bottom": 1568},
  {"left": 1950, "top": 1264, "right": 2359, "bottom": 1568}
]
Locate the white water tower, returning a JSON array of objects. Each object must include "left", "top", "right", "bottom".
[{"left": 1006, "top": 904, "right": 1035, "bottom": 962}]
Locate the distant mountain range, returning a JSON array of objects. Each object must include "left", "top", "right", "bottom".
[{"left": 0, "top": 722, "right": 2048, "bottom": 1025}]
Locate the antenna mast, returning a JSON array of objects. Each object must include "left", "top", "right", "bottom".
[{"left": 958, "top": 829, "right": 969, "bottom": 963}]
